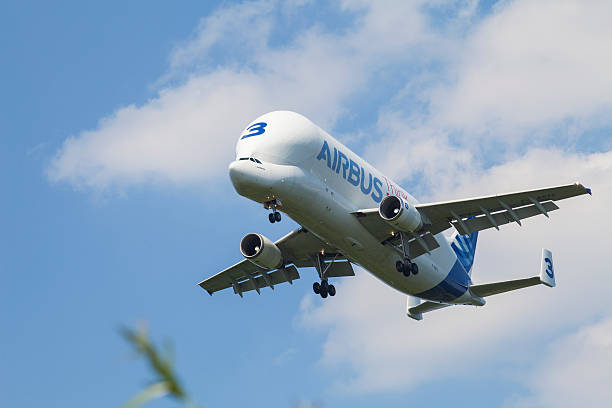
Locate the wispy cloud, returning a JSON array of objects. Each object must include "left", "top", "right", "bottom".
[
  {"left": 47, "top": 0, "right": 443, "bottom": 191},
  {"left": 508, "top": 318, "right": 612, "bottom": 407}
]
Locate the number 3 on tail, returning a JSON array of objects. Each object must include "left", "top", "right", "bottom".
[{"left": 545, "top": 257, "right": 554, "bottom": 278}]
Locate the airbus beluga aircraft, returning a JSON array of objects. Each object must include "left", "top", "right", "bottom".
[{"left": 199, "top": 111, "right": 591, "bottom": 320}]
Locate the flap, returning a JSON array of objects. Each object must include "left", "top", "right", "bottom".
[
  {"left": 325, "top": 261, "right": 355, "bottom": 278},
  {"left": 232, "top": 266, "right": 300, "bottom": 295},
  {"left": 450, "top": 201, "right": 559, "bottom": 235}
]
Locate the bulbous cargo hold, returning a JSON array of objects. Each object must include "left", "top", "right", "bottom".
[
  {"left": 240, "top": 233, "right": 283, "bottom": 269},
  {"left": 379, "top": 195, "right": 423, "bottom": 232}
]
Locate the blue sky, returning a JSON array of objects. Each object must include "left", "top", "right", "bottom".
[{"left": 3, "top": 1, "right": 612, "bottom": 407}]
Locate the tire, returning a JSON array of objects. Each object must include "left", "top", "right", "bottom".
[
  {"left": 268, "top": 213, "right": 276, "bottom": 223},
  {"left": 274, "top": 212, "right": 282, "bottom": 222},
  {"left": 396, "top": 260, "right": 404, "bottom": 273},
  {"left": 328, "top": 284, "right": 336, "bottom": 296},
  {"left": 411, "top": 263, "right": 419, "bottom": 275},
  {"left": 403, "top": 260, "right": 412, "bottom": 277},
  {"left": 321, "top": 280, "right": 329, "bottom": 292},
  {"left": 320, "top": 288, "right": 328, "bottom": 298},
  {"left": 313, "top": 282, "right": 321, "bottom": 294}
]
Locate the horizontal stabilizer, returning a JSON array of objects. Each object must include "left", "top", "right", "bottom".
[
  {"left": 407, "top": 297, "right": 450, "bottom": 321},
  {"left": 469, "top": 276, "right": 541, "bottom": 297},
  {"left": 469, "top": 249, "right": 555, "bottom": 297}
]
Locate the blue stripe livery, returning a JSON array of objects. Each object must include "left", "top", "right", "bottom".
[
  {"left": 451, "top": 231, "right": 478, "bottom": 274},
  {"left": 415, "top": 231, "right": 478, "bottom": 303},
  {"left": 415, "top": 260, "right": 470, "bottom": 302}
]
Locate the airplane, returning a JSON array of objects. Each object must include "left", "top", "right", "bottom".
[{"left": 198, "top": 111, "right": 591, "bottom": 320}]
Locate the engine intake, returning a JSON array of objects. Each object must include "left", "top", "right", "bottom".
[
  {"left": 240, "top": 233, "right": 283, "bottom": 270},
  {"left": 379, "top": 195, "right": 423, "bottom": 232}
]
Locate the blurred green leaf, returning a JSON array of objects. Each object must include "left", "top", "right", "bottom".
[
  {"left": 121, "top": 324, "right": 199, "bottom": 408},
  {"left": 121, "top": 381, "right": 170, "bottom": 408}
]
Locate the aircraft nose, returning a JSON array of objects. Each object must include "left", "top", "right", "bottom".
[{"left": 228, "top": 159, "right": 262, "bottom": 195}]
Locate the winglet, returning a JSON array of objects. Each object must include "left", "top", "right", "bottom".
[
  {"left": 586, "top": 187, "right": 592, "bottom": 195},
  {"left": 540, "top": 248, "right": 555, "bottom": 288}
]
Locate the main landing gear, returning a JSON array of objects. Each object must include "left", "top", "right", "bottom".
[
  {"left": 312, "top": 280, "right": 336, "bottom": 298},
  {"left": 311, "top": 253, "right": 336, "bottom": 299},
  {"left": 265, "top": 199, "right": 282, "bottom": 223},
  {"left": 396, "top": 231, "right": 419, "bottom": 277}
]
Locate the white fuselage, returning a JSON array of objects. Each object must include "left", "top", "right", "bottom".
[{"left": 229, "top": 111, "right": 474, "bottom": 303}]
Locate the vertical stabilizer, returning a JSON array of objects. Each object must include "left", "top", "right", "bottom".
[{"left": 450, "top": 231, "right": 479, "bottom": 274}]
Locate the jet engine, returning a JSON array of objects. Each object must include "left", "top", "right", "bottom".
[
  {"left": 379, "top": 195, "right": 423, "bottom": 232},
  {"left": 240, "top": 233, "right": 283, "bottom": 269}
]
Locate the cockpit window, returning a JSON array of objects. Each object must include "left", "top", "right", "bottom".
[{"left": 238, "top": 157, "right": 262, "bottom": 164}]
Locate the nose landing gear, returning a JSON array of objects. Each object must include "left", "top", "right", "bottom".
[
  {"left": 396, "top": 259, "right": 419, "bottom": 276},
  {"left": 265, "top": 199, "right": 282, "bottom": 223}
]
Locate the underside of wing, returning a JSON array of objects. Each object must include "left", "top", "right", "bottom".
[
  {"left": 198, "top": 228, "right": 352, "bottom": 297},
  {"left": 275, "top": 228, "right": 344, "bottom": 267},
  {"left": 351, "top": 183, "right": 590, "bottom": 261},
  {"left": 416, "top": 182, "right": 591, "bottom": 235},
  {"left": 351, "top": 209, "right": 441, "bottom": 258}
]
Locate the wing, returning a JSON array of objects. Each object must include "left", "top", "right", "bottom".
[
  {"left": 416, "top": 182, "right": 591, "bottom": 235},
  {"left": 198, "top": 228, "right": 352, "bottom": 296},
  {"left": 353, "top": 183, "right": 591, "bottom": 242}
]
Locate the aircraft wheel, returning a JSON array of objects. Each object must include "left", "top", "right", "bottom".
[
  {"left": 403, "top": 259, "right": 412, "bottom": 277},
  {"left": 274, "top": 212, "right": 282, "bottom": 222},
  {"left": 411, "top": 263, "right": 419, "bottom": 275},
  {"left": 396, "top": 260, "right": 404, "bottom": 273},
  {"left": 313, "top": 282, "right": 321, "bottom": 294},
  {"left": 328, "top": 284, "right": 336, "bottom": 297},
  {"left": 268, "top": 213, "right": 276, "bottom": 223},
  {"left": 320, "top": 287, "right": 328, "bottom": 298},
  {"left": 321, "top": 281, "right": 329, "bottom": 292}
]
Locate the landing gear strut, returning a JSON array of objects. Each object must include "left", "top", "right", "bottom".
[
  {"left": 311, "top": 253, "right": 336, "bottom": 298},
  {"left": 265, "top": 199, "right": 282, "bottom": 223},
  {"left": 397, "top": 232, "right": 419, "bottom": 276}
]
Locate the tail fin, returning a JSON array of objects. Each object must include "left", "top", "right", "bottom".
[{"left": 450, "top": 231, "right": 478, "bottom": 274}]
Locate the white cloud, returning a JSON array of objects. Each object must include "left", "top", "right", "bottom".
[
  {"left": 431, "top": 0, "right": 612, "bottom": 135},
  {"left": 299, "top": 147, "right": 612, "bottom": 393},
  {"left": 48, "top": 0, "right": 436, "bottom": 191},
  {"left": 509, "top": 318, "right": 612, "bottom": 407}
]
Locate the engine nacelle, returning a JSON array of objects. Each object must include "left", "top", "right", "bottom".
[
  {"left": 379, "top": 195, "right": 423, "bottom": 232},
  {"left": 240, "top": 233, "right": 283, "bottom": 269}
]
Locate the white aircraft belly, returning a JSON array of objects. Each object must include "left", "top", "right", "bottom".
[{"left": 274, "top": 168, "right": 451, "bottom": 295}]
